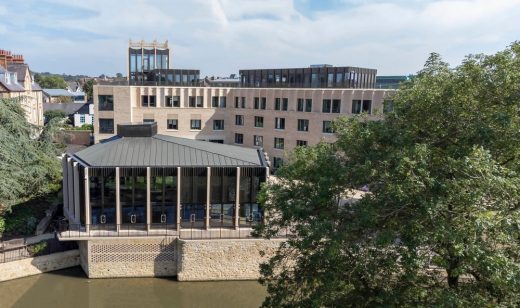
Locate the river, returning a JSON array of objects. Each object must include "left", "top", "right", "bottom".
[{"left": 0, "top": 267, "right": 266, "bottom": 308}]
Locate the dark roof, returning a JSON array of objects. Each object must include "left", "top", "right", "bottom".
[
  {"left": 6, "top": 64, "right": 29, "bottom": 83},
  {"left": 73, "top": 134, "right": 267, "bottom": 167},
  {"left": 43, "top": 102, "right": 89, "bottom": 115}
]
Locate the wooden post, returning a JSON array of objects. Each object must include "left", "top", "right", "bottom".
[
  {"left": 146, "top": 167, "right": 151, "bottom": 231},
  {"left": 235, "top": 167, "right": 241, "bottom": 229},
  {"left": 116, "top": 167, "right": 121, "bottom": 231},
  {"left": 206, "top": 167, "right": 211, "bottom": 229},
  {"left": 177, "top": 167, "right": 181, "bottom": 231}
]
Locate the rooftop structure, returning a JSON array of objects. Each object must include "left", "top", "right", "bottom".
[
  {"left": 239, "top": 65, "right": 377, "bottom": 88},
  {"left": 375, "top": 75, "right": 412, "bottom": 89}
]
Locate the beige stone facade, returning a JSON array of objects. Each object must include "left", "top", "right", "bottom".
[
  {"left": 94, "top": 85, "right": 394, "bottom": 166},
  {"left": 77, "top": 237, "right": 282, "bottom": 280}
]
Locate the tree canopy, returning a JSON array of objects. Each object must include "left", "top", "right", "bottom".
[
  {"left": 0, "top": 98, "right": 62, "bottom": 223},
  {"left": 34, "top": 74, "right": 67, "bottom": 89},
  {"left": 82, "top": 79, "right": 96, "bottom": 102},
  {"left": 256, "top": 42, "right": 520, "bottom": 307}
]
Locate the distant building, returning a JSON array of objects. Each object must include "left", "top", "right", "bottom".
[
  {"left": 43, "top": 89, "right": 86, "bottom": 103},
  {"left": 375, "top": 75, "right": 411, "bottom": 89},
  {"left": 0, "top": 49, "right": 44, "bottom": 126},
  {"left": 44, "top": 102, "right": 93, "bottom": 127}
]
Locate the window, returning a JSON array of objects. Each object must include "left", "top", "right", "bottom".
[
  {"left": 305, "top": 99, "right": 312, "bottom": 112},
  {"left": 296, "top": 140, "right": 307, "bottom": 147},
  {"left": 235, "top": 133, "right": 243, "bottom": 144},
  {"left": 383, "top": 100, "right": 394, "bottom": 113},
  {"left": 167, "top": 119, "right": 178, "bottom": 130},
  {"left": 352, "top": 100, "right": 372, "bottom": 114},
  {"left": 273, "top": 157, "right": 283, "bottom": 170},
  {"left": 254, "top": 116, "right": 264, "bottom": 128},
  {"left": 143, "top": 118, "right": 154, "bottom": 123},
  {"left": 190, "top": 119, "right": 201, "bottom": 130},
  {"left": 322, "top": 99, "right": 331, "bottom": 113},
  {"left": 274, "top": 137, "right": 284, "bottom": 149},
  {"left": 165, "top": 96, "right": 180, "bottom": 107},
  {"left": 275, "top": 117, "right": 285, "bottom": 130},
  {"left": 323, "top": 121, "right": 333, "bottom": 133},
  {"left": 254, "top": 135, "right": 263, "bottom": 147},
  {"left": 254, "top": 97, "right": 266, "bottom": 109},
  {"left": 219, "top": 96, "right": 227, "bottom": 108},
  {"left": 98, "top": 95, "right": 114, "bottom": 111},
  {"left": 189, "top": 96, "right": 204, "bottom": 108},
  {"left": 213, "top": 119, "right": 224, "bottom": 130},
  {"left": 275, "top": 98, "right": 288, "bottom": 111},
  {"left": 141, "top": 95, "right": 156, "bottom": 107},
  {"left": 297, "top": 98, "right": 312, "bottom": 112},
  {"left": 80, "top": 115, "right": 85, "bottom": 124},
  {"left": 99, "top": 118, "right": 114, "bottom": 134},
  {"left": 297, "top": 119, "right": 309, "bottom": 132},
  {"left": 211, "top": 96, "right": 219, "bottom": 108},
  {"left": 235, "top": 97, "right": 246, "bottom": 108},
  {"left": 235, "top": 115, "right": 244, "bottom": 126},
  {"left": 332, "top": 99, "right": 341, "bottom": 113}
]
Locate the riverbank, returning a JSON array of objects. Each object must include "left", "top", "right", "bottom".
[{"left": 0, "top": 249, "right": 79, "bottom": 282}]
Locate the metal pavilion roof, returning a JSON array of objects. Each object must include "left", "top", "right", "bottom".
[{"left": 73, "top": 134, "right": 267, "bottom": 168}]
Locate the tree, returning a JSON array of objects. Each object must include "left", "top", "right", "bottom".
[
  {"left": 0, "top": 98, "right": 62, "bottom": 219},
  {"left": 82, "top": 79, "right": 96, "bottom": 102},
  {"left": 44, "top": 109, "right": 67, "bottom": 122},
  {"left": 256, "top": 42, "right": 520, "bottom": 307},
  {"left": 34, "top": 74, "right": 67, "bottom": 89},
  {"left": 116, "top": 73, "right": 123, "bottom": 78}
]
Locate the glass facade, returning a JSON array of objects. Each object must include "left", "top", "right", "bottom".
[
  {"left": 239, "top": 168, "right": 265, "bottom": 227},
  {"left": 120, "top": 168, "right": 147, "bottom": 226},
  {"left": 239, "top": 66, "right": 377, "bottom": 89},
  {"left": 180, "top": 168, "right": 207, "bottom": 228},
  {"left": 89, "top": 168, "right": 116, "bottom": 227},
  {"left": 151, "top": 168, "right": 177, "bottom": 226},
  {"left": 210, "top": 168, "right": 236, "bottom": 227}
]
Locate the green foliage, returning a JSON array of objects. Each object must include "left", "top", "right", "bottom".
[
  {"left": 0, "top": 216, "right": 5, "bottom": 234},
  {"left": 29, "top": 241, "right": 48, "bottom": 256},
  {"left": 34, "top": 74, "right": 67, "bottom": 89},
  {"left": 257, "top": 42, "right": 520, "bottom": 307},
  {"left": 82, "top": 79, "right": 96, "bottom": 101},
  {"left": 44, "top": 110, "right": 67, "bottom": 122},
  {"left": 0, "top": 97, "right": 62, "bottom": 216}
]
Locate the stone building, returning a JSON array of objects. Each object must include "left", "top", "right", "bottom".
[{"left": 0, "top": 49, "right": 44, "bottom": 126}]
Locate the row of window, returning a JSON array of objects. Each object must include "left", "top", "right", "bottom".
[
  {"left": 99, "top": 117, "right": 333, "bottom": 134},
  {"left": 98, "top": 94, "right": 376, "bottom": 115},
  {"left": 234, "top": 134, "right": 310, "bottom": 149}
]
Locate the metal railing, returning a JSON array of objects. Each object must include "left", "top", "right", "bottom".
[
  {"left": 58, "top": 222, "right": 289, "bottom": 240},
  {"left": 0, "top": 238, "right": 78, "bottom": 264}
]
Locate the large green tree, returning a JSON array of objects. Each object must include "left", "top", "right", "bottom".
[
  {"left": 82, "top": 79, "right": 97, "bottom": 102},
  {"left": 256, "top": 43, "right": 520, "bottom": 306},
  {"left": 34, "top": 74, "right": 67, "bottom": 89},
  {"left": 0, "top": 98, "right": 62, "bottom": 232}
]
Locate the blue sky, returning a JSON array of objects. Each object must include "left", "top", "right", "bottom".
[{"left": 0, "top": 0, "right": 519, "bottom": 77}]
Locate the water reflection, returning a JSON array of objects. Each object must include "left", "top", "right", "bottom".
[{"left": 0, "top": 267, "right": 266, "bottom": 308}]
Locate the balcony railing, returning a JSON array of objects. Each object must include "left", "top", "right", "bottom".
[{"left": 58, "top": 223, "right": 289, "bottom": 240}]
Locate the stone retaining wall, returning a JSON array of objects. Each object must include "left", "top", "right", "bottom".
[
  {"left": 177, "top": 238, "right": 284, "bottom": 281},
  {"left": 0, "top": 250, "right": 80, "bottom": 282},
  {"left": 79, "top": 237, "right": 177, "bottom": 278}
]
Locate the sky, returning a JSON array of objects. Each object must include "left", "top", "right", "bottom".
[{"left": 0, "top": 0, "right": 519, "bottom": 77}]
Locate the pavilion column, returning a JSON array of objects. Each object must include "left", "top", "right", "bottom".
[
  {"left": 176, "top": 167, "right": 181, "bottom": 231},
  {"left": 115, "top": 167, "right": 121, "bottom": 231},
  {"left": 84, "top": 167, "right": 90, "bottom": 233},
  {"left": 146, "top": 167, "right": 151, "bottom": 231},
  {"left": 206, "top": 167, "right": 211, "bottom": 230},
  {"left": 67, "top": 158, "right": 74, "bottom": 221},
  {"left": 235, "top": 167, "right": 240, "bottom": 229},
  {"left": 61, "top": 156, "right": 69, "bottom": 219},
  {"left": 73, "top": 162, "right": 80, "bottom": 225}
]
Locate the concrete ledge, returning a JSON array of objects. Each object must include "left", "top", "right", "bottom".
[{"left": 0, "top": 250, "right": 80, "bottom": 282}]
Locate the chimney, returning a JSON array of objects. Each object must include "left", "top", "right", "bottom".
[{"left": 0, "top": 50, "right": 6, "bottom": 69}]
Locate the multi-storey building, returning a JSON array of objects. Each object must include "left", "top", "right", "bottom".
[
  {"left": 94, "top": 42, "right": 394, "bottom": 171},
  {"left": 0, "top": 49, "right": 44, "bottom": 126}
]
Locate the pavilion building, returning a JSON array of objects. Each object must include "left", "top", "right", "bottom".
[{"left": 61, "top": 122, "right": 269, "bottom": 238}]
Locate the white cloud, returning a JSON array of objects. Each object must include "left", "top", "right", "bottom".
[{"left": 1, "top": 0, "right": 519, "bottom": 76}]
